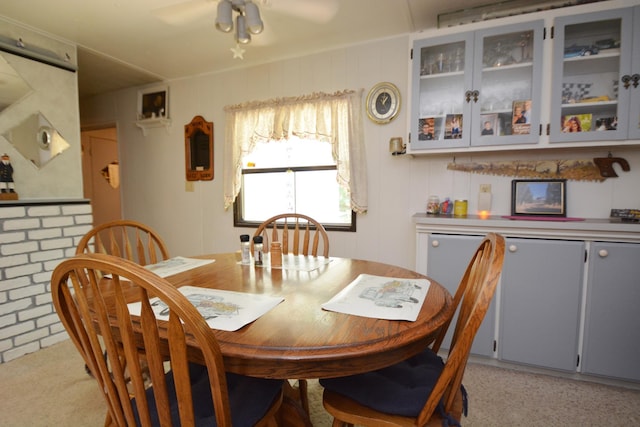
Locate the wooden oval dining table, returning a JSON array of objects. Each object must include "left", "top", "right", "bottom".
[{"left": 166, "top": 252, "right": 453, "bottom": 380}]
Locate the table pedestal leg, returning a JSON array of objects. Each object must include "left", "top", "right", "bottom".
[{"left": 278, "top": 381, "right": 313, "bottom": 427}]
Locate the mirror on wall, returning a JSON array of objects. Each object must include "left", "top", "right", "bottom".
[
  {"left": 184, "top": 115, "right": 213, "bottom": 181},
  {"left": 0, "top": 54, "right": 32, "bottom": 112},
  {"left": 2, "top": 112, "right": 70, "bottom": 168}
]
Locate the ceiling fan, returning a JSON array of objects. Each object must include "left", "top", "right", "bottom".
[{"left": 152, "top": 0, "right": 339, "bottom": 27}]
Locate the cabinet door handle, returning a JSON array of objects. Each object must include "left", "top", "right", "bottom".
[
  {"left": 508, "top": 244, "right": 518, "bottom": 253},
  {"left": 464, "top": 90, "right": 480, "bottom": 103},
  {"left": 598, "top": 249, "right": 608, "bottom": 258},
  {"left": 431, "top": 240, "right": 440, "bottom": 247},
  {"left": 632, "top": 74, "right": 640, "bottom": 89},
  {"left": 621, "top": 74, "right": 631, "bottom": 89}
]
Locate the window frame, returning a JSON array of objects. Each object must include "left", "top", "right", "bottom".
[{"left": 233, "top": 164, "right": 357, "bottom": 232}]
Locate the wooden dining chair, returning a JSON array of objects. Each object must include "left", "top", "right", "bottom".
[
  {"left": 253, "top": 213, "right": 329, "bottom": 415},
  {"left": 51, "top": 253, "right": 283, "bottom": 427},
  {"left": 76, "top": 219, "right": 170, "bottom": 266},
  {"left": 320, "top": 232, "right": 505, "bottom": 427},
  {"left": 253, "top": 213, "right": 329, "bottom": 257},
  {"left": 76, "top": 219, "right": 170, "bottom": 380}
]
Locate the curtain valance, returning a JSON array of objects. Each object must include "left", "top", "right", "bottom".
[{"left": 222, "top": 89, "right": 367, "bottom": 213}]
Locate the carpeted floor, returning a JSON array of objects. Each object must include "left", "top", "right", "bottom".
[{"left": 1, "top": 340, "right": 639, "bottom": 426}]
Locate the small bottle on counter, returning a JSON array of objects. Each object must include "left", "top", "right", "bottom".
[
  {"left": 270, "top": 242, "right": 282, "bottom": 268},
  {"left": 427, "top": 195, "right": 440, "bottom": 215},
  {"left": 253, "top": 235, "right": 264, "bottom": 266},
  {"left": 240, "top": 234, "right": 251, "bottom": 264}
]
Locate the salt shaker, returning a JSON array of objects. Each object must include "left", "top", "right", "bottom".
[
  {"left": 240, "top": 234, "right": 251, "bottom": 264},
  {"left": 253, "top": 236, "right": 264, "bottom": 266},
  {"left": 270, "top": 242, "right": 282, "bottom": 268}
]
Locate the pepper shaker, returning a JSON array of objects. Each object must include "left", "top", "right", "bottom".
[
  {"left": 270, "top": 242, "right": 282, "bottom": 268},
  {"left": 253, "top": 236, "right": 264, "bottom": 266}
]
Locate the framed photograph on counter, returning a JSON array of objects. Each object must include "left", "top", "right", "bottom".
[{"left": 511, "top": 179, "right": 566, "bottom": 217}]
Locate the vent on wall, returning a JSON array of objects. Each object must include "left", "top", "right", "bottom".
[
  {"left": 0, "top": 35, "right": 76, "bottom": 72},
  {"left": 438, "top": 0, "right": 605, "bottom": 28}
]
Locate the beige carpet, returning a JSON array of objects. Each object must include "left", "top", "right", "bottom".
[{"left": 1, "top": 340, "right": 639, "bottom": 426}]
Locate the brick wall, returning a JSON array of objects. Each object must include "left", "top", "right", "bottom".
[{"left": 0, "top": 200, "right": 92, "bottom": 363}]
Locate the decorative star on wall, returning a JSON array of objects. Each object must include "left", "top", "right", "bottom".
[{"left": 231, "top": 44, "right": 245, "bottom": 59}]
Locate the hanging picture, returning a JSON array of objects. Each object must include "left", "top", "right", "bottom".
[{"left": 138, "top": 85, "right": 169, "bottom": 120}]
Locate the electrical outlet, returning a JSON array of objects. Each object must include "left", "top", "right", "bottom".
[{"left": 479, "top": 184, "right": 491, "bottom": 193}]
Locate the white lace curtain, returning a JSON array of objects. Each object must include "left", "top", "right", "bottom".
[{"left": 222, "top": 89, "right": 368, "bottom": 213}]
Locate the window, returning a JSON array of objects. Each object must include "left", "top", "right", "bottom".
[
  {"left": 233, "top": 137, "right": 355, "bottom": 230},
  {"left": 223, "top": 89, "right": 368, "bottom": 230}
]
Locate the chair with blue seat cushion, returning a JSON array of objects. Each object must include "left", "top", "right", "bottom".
[
  {"left": 51, "top": 253, "right": 283, "bottom": 427},
  {"left": 253, "top": 212, "right": 330, "bottom": 415},
  {"left": 321, "top": 233, "right": 505, "bottom": 427},
  {"left": 76, "top": 219, "right": 171, "bottom": 380}
]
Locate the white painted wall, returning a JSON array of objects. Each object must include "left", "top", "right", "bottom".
[{"left": 80, "top": 34, "right": 640, "bottom": 270}]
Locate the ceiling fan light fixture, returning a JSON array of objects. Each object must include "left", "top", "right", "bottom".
[
  {"left": 215, "top": 0, "right": 234, "bottom": 33},
  {"left": 244, "top": 1, "right": 264, "bottom": 34},
  {"left": 235, "top": 15, "right": 251, "bottom": 44}
]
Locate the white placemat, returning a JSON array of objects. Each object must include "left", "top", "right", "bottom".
[
  {"left": 128, "top": 286, "right": 284, "bottom": 331},
  {"left": 144, "top": 256, "right": 214, "bottom": 277},
  {"left": 321, "top": 274, "right": 430, "bottom": 321}
]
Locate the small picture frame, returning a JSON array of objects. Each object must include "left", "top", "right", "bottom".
[
  {"left": 480, "top": 113, "right": 500, "bottom": 136},
  {"left": 561, "top": 113, "right": 592, "bottom": 132},
  {"left": 511, "top": 100, "right": 531, "bottom": 135},
  {"left": 138, "top": 85, "right": 169, "bottom": 120},
  {"left": 511, "top": 179, "right": 566, "bottom": 217},
  {"left": 444, "top": 114, "right": 463, "bottom": 139},
  {"left": 418, "top": 117, "right": 444, "bottom": 141}
]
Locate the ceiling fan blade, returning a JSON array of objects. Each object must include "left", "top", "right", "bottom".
[
  {"left": 152, "top": 0, "right": 217, "bottom": 26},
  {"left": 261, "top": 0, "right": 339, "bottom": 23}
]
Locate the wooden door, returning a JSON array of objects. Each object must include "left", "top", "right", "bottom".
[{"left": 81, "top": 127, "right": 121, "bottom": 227}]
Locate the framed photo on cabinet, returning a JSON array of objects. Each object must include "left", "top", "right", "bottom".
[
  {"left": 511, "top": 179, "right": 566, "bottom": 217},
  {"left": 444, "top": 114, "right": 463, "bottom": 139},
  {"left": 512, "top": 100, "right": 531, "bottom": 135},
  {"left": 418, "top": 117, "right": 444, "bottom": 141},
  {"left": 480, "top": 113, "right": 500, "bottom": 136}
]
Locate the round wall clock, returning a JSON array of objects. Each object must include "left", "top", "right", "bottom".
[{"left": 366, "top": 82, "right": 401, "bottom": 124}]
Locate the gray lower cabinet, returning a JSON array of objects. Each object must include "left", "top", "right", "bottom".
[
  {"left": 498, "top": 238, "right": 585, "bottom": 372},
  {"left": 426, "top": 234, "right": 495, "bottom": 356},
  {"left": 581, "top": 242, "right": 640, "bottom": 382}
]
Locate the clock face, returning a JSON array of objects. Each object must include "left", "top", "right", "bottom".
[{"left": 366, "top": 82, "right": 401, "bottom": 124}]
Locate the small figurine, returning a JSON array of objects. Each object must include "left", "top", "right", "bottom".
[{"left": 1, "top": 153, "right": 16, "bottom": 193}]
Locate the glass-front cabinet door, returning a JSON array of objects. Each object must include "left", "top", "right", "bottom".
[
  {"left": 472, "top": 22, "right": 544, "bottom": 147},
  {"left": 411, "top": 33, "right": 474, "bottom": 150},
  {"left": 550, "top": 8, "right": 634, "bottom": 142},
  {"left": 410, "top": 21, "right": 543, "bottom": 151}
]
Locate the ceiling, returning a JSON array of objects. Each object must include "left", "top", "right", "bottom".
[{"left": 0, "top": 0, "right": 537, "bottom": 98}]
